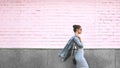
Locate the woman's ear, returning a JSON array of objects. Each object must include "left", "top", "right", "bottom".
[{"left": 76, "top": 29, "right": 78, "bottom": 32}]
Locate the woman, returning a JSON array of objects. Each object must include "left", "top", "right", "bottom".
[
  {"left": 73, "top": 24, "right": 89, "bottom": 68},
  {"left": 58, "top": 24, "right": 89, "bottom": 68}
]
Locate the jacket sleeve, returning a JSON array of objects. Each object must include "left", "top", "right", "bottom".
[{"left": 73, "top": 37, "right": 83, "bottom": 48}]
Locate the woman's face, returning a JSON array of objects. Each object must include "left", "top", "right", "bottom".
[{"left": 77, "top": 28, "right": 82, "bottom": 34}]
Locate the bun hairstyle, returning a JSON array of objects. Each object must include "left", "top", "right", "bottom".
[{"left": 73, "top": 24, "right": 81, "bottom": 32}]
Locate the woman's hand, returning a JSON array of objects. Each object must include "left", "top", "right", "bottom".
[
  {"left": 75, "top": 34, "right": 82, "bottom": 42},
  {"left": 78, "top": 36, "right": 82, "bottom": 42}
]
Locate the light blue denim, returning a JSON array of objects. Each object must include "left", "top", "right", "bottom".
[
  {"left": 72, "top": 35, "right": 89, "bottom": 68},
  {"left": 75, "top": 48, "right": 89, "bottom": 68},
  {"left": 58, "top": 35, "right": 89, "bottom": 68},
  {"left": 58, "top": 35, "right": 83, "bottom": 61}
]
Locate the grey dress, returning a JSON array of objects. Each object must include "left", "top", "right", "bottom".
[{"left": 73, "top": 35, "right": 89, "bottom": 68}]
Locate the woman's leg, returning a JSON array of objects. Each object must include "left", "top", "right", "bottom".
[{"left": 75, "top": 50, "right": 89, "bottom": 68}]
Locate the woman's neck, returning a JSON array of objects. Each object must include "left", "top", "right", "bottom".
[{"left": 74, "top": 32, "right": 79, "bottom": 37}]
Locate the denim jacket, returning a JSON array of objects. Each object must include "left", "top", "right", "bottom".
[{"left": 58, "top": 35, "right": 83, "bottom": 62}]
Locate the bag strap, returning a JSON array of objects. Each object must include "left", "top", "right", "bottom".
[{"left": 72, "top": 43, "right": 75, "bottom": 56}]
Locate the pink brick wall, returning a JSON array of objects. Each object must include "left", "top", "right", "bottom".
[{"left": 0, "top": 0, "right": 120, "bottom": 48}]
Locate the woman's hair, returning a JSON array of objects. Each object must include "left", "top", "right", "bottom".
[{"left": 73, "top": 24, "right": 81, "bottom": 32}]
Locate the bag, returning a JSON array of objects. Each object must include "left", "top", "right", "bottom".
[
  {"left": 73, "top": 57, "right": 76, "bottom": 65},
  {"left": 72, "top": 44, "right": 77, "bottom": 65}
]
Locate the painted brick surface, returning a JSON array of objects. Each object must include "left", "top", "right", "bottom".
[{"left": 0, "top": 0, "right": 120, "bottom": 48}]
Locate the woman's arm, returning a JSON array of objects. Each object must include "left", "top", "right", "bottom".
[{"left": 73, "top": 37, "right": 83, "bottom": 48}]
